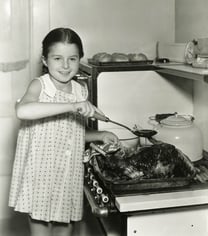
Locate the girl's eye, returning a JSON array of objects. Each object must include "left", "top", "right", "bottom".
[
  {"left": 54, "top": 57, "right": 61, "bottom": 60},
  {"left": 70, "top": 57, "right": 78, "bottom": 61}
]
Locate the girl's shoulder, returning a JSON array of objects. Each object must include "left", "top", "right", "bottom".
[{"left": 20, "top": 78, "right": 42, "bottom": 101}]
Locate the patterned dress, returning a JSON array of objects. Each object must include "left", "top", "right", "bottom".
[{"left": 9, "top": 74, "right": 88, "bottom": 223}]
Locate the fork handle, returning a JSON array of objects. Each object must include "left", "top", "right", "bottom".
[{"left": 89, "top": 143, "right": 107, "bottom": 157}]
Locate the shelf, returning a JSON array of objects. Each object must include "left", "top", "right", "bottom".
[
  {"left": 79, "top": 61, "right": 157, "bottom": 75},
  {"left": 80, "top": 61, "right": 208, "bottom": 82},
  {"left": 156, "top": 63, "right": 208, "bottom": 82}
]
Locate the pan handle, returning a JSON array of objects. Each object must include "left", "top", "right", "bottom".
[{"left": 149, "top": 112, "right": 177, "bottom": 124}]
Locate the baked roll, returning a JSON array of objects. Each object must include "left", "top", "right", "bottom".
[
  {"left": 111, "top": 53, "right": 129, "bottom": 62},
  {"left": 92, "top": 52, "right": 112, "bottom": 62},
  {"left": 128, "top": 53, "right": 148, "bottom": 61}
]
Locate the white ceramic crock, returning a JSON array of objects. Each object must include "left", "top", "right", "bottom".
[{"left": 149, "top": 114, "right": 203, "bottom": 162}]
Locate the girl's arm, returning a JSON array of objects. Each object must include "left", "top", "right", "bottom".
[
  {"left": 16, "top": 79, "right": 97, "bottom": 120},
  {"left": 85, "top": 129, "right": 119, "bottom": 144}
]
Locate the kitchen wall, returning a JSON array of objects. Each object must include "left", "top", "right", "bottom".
[
  {"left": 0, "top": 0, "right": 30, "bottom": 225},
  {"left": 50, "top": 0, "right": 175, "bottom": 59},
  {"left": 31, "top": 0, "right": 175, "bottom": 76},
  {"left": 175, "top": 0, "right": 208, "bottom": 150},
  {"left": 175, "top": 0, "right": 208, "bottom": 41}
]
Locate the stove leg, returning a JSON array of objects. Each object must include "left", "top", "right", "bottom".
[
  {"left": 121, "top": 215, "right": 127, "bottom": 236},
  {"left": 97, "top": 213, "right": 125, "bottom": 236}
]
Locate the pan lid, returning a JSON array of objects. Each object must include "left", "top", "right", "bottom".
[{"left": 160, "top": 114, "right": 193, "bottom": 127}]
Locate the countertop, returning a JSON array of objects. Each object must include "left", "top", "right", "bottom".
[
  {"left": 80, "top": 61, "right": 208, "bottom": 82},
  {"left": 155, "top": 62, "right": 208, "bottom": 81},
  {"left": 115, "top": 188, "right": 208, "bottom": 212}
]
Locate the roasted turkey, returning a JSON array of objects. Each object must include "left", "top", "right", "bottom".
[{"left": 94, "top": 143, "right": 196, "bottom": 182}]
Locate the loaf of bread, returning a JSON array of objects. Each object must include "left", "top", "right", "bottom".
[
  {"left": 128, "top": 53, "right": 148, "bottom": 61},
  {"left": 92, "top": 52, "right": 112, "bottom": 62},
  {"left": 111, "top": 53, "right": 129, "bottom": 62}
]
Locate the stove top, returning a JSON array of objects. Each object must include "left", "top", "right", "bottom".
[{"left": 84, "top": 157, "right": 208, "bottom": 216}]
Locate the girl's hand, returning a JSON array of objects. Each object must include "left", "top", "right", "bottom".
[
  {"left": 74, "top": 101, "right": 96, "bottom": 117},
  {"left": 101, "top": 131, "right": 120, "bottom": 145}
]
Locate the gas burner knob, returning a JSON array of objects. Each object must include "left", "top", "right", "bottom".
[
  {"left": 84, "top": 167, "right": 92, "bottom": 178},
  {"left": 87, "top": 167, "right": 92, "bottom": 173},
  {"left": 101, "top": 194, "right": 109, "bottom": 203},
  {"left": 90, "top": 181, "right": 103, "bottom": 194},
  {"left": 89, "top": 173, "right": 95, "bottom": 180},
  {"left": 92, "top": 180, "right": 99, "bottom": 187},
  {"left": 90, "top": 186, "right": 103, "bottom": 194},
  {"left": 96, "top": 186, "right": 103, "bottom": 194}
]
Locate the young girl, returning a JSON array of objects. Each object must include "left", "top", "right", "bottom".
[{"left": 8, "top": 27, "right": 119, "bottom": 236}]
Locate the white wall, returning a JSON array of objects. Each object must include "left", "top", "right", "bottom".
[
  {"left": 31, "top": 0, "right": 175, "bottom": 76},
  {"left": 175, "top": 0, "right": 208, "bottom": 150},
  {"left": 175, "top": 0, "right": 208, "bottom": 42},
  {"left": 0, "top": 0, "right": 30, "bottom": 222},
  {"left": 50, "top": 0, "right": 175, "bottom": 59}
]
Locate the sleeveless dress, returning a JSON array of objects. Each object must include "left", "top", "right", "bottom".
[{"left": 9, "top": 74, "right": 88, "bottom": 223}]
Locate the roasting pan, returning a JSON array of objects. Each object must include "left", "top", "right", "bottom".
[{"left": 90, "top": 154, "right": 197, "bottom": 195}]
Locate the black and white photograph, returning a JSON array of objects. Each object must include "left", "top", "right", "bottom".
[{"left": 0, "top": 0, "right": 208, "bottom": 235}]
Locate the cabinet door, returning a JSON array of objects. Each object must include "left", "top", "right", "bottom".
[{"left": 127, "top": 208, "right": 208, "bottom": 236}]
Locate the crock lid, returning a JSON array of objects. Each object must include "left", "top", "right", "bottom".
[{"left": 160, "top": 115, "right": 193, "bottom": 127}]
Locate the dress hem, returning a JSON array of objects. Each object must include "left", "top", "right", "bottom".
[{"left": 9, "top": 206, "right": 82, "bottom": 224}]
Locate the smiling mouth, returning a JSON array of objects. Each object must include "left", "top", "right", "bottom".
[{"left": 59, "top": 71, "right": 70, "bottom": 75}]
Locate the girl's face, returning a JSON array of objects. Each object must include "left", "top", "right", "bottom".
[{"left": 42, "top": 42, "right": 80, "bottom": 85}]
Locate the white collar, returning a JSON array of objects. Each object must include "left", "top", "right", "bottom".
[
  {"left": 40, "top": 74, "right": 85, "bottom": 101},
  {"left": 41, "top": 74, "right": 57, "bottom": 97}
]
